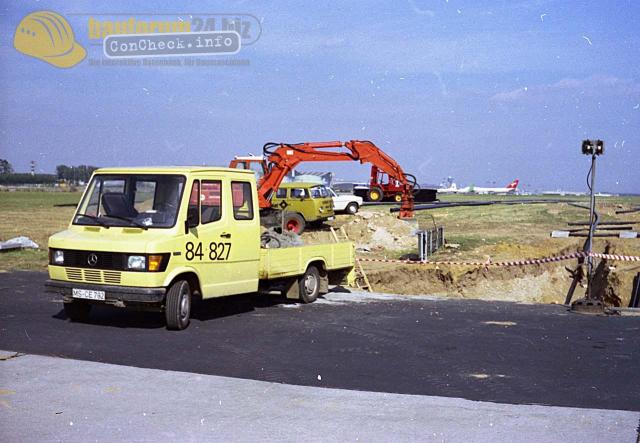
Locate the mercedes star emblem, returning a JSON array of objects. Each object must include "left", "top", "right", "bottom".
[{"left": 87, "top": 253, "right": 98, "bottom": 266}]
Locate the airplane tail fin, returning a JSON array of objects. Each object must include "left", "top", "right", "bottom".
[{"left": 507, "top": 179, "right": 519, "bottom": 190}]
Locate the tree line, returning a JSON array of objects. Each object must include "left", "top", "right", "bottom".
[
  {"left": 55, "top": 164, "right": 99, "bottom": 183},
  {"left": 0, "top": 159, "right": 98, "bottom": 185}
]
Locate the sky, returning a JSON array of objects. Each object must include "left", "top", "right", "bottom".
[{"left": 0, "top": 0, "right": 638, "bottom": 193}]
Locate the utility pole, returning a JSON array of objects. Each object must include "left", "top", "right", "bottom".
[{"left": 572, "top": 139, "right": 605, "bottom": 313}]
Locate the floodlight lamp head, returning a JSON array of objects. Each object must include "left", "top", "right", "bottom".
[{"left": 581, "top": 139, "right": 604, "bottom": 156}]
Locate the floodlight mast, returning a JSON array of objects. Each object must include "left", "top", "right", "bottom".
[{"left": 581, "top": 139, "right": 604, "bottom": 301}]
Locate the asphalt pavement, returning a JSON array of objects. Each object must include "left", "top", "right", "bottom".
[
  {"left": 1, "top": 271, "right": 639, "bottom": 412},
  {"left": 2, "top": 352, "right": 638, "bottom": 442}
]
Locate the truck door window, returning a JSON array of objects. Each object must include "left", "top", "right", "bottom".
[
  {"left": 201, "top": 180, "right": 222, "bottom": 224},
  {"left": 291, "top": 188, "right": 306, "bottom": 198},
  {"left": 187, "top": 181, "right": 200, "bottom": 226},
  {"left": 231, "top": 181, "right": 254, "bottom": 220},
  {"left": 275, "top": 188, "right": 287, "bottom": 198}
]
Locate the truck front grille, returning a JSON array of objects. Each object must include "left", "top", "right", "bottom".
[
  {"left": 103, "top": 271, "right": 122, "bottom": 284},
  {"left": 65, "top": 268, "right": 82, "bottom": 281},
  {"left": 59, "top": 250, "right": 127, "bottom": 270},
  {"left": 65, "top": 268, "right": 122, "bottom": 285}
]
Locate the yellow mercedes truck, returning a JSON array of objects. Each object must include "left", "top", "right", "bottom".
[{"left": 45, "top": 167, "right": 354, "bottom": 330}]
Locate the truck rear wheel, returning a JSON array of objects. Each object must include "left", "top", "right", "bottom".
[
  {"left": 367, "top": 187, "right": 383, "bottom": 202},
  {"left": 165, "top": 280, "right": 191, "bottom": 330},
  {"left": 64, "top": 301, "right": 91, "bottom": 322},
  {"left": 299, "top": 265, "right": 320, "bottom": 303},
  {"left": 284, "top": 212, "right": 306, "bottom": 234},
  {"left": 394, "top": 193, "right": 402, "bottom": 203},
  {"left": 346, "top": 202, "right": 359, "bottom": 214}
]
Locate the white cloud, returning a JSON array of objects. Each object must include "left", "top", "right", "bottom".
[
  {"left": 491, "top": 76, "right": 640, "bottom": 102},
  {"left": 407, "top": 0, "right": 435, "bottom": 17}
]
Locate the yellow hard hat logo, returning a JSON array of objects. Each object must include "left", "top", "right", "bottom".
[{"left": 14, "top": 11, "right": 86, "bottom": 68}]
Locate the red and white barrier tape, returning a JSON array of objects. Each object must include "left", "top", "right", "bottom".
[
  {"left": 357, "top": 251, "right": 640, "bottom": 267},
  {"left": 589, "top": 252, "right": 640, "bottom": 262}
]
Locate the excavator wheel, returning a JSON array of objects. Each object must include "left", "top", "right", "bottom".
[
  {"left": 367, "top": 187, "right": 384, "bottom": 202},
  {"left": 393, "top": 194, "right": 402, "bottom": 203},
  {"left": 283, "top": 212, "right": 306, "bottom": 234}
]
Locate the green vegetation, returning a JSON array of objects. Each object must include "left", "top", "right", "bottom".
[
  {"left": 0, "top": 191, "right": 638, "bottom": 271},
  {"left": 0, "top": 173, "right": 57, "bottom": 185},
  {"left": 370, "top": 194, "right": 640, "bottom": 261},
  {"left": 0, "top": 191, "right": 82, "bottom": 271}
]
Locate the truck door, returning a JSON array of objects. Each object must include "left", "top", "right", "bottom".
[
  {"left": 183, "top": 178, "right": 247, "bottom": 297},
  {"left": 227, "top": 180, "right": 260, "bottom": 292}
]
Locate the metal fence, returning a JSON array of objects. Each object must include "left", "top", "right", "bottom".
[{"left": 417, "top": 227, "right": 445, "bottom": 262}]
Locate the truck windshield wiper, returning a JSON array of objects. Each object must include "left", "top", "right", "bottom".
[
  {"left": 75, "top": 213, "right": 110, "bottom": 228},
  {"left": 101, "top": 214, "right": 149, "bottom": 230}
]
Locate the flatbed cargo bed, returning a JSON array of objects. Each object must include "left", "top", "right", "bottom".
[{"left": 259, "top": 242, "right": 354, "bottom": 280}]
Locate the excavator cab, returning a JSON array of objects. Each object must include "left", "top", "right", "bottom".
[{"left": 229, "top": 156, "right": 267, "bottom": 180}]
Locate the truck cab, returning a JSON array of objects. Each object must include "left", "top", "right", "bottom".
[
  {"left": 270, "top": 182, "right": 335, "bottom": 233},
  {"left": 46, "top": 167, "right": 354, "bottom": 330}
]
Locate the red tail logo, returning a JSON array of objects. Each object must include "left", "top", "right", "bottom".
[{"left": 507, "top": 179, "right": 519, "bottom": 189}]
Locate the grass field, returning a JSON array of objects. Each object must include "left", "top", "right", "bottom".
[
  {"left": 347, "top": 195, "right": 640, "bottom": 303},
  {"left": 365, "top": 195, "right": 640, "bottom": 259},
  {"left": 0, "top": 191, "right": 82, "bottom": 270},
  {"left": 421, "top": 197, "right": 621, "bottom": 257},
  {"left": 1, "top": 191, "right": 639, "bottom": 274}
]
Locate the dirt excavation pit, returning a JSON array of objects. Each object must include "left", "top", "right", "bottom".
[
  {"left": 363, "top": 251, "right": 634, "bottom": 306},
  {"left": 302, "top": 210, "right": 637, "bottom": 306}
]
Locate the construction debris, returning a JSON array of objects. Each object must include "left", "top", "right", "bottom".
[
  {"left": 0, "top": 236, "right": 39, "bottom": 252},
  {"left": 260, "top": 229, "right": 304, "bottom": 249},
  {"left": 340, "top": 211, "right": 418, "bottom": 252}
]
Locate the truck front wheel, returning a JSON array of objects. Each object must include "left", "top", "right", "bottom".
[
  {"left": 165, "top": 280, "right": 191, "bottom": 330},
  {"left": 299, "top": 265, "right": 320, "bottom": 303},
  {"left": 64, "top": 301, "right": 91, "bottom": 322}
]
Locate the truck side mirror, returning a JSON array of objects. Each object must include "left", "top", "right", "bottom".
[{"left": 185, "top": 206, "right": 199, "bottom": 234}]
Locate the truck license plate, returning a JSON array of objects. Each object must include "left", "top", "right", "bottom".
[{"left": 72, "top": 288, "right": 105, "bottom": 301}]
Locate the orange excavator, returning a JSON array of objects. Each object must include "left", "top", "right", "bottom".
[{"left": 229, "top": 140, "right": 417, "bottom": 219}]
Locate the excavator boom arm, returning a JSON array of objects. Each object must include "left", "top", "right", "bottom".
[{"left": 256, "top": 140, "right": 415, "bottom": 218}]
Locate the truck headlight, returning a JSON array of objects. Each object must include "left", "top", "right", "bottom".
[
  {"left": 127, "top": 255, "right": 146, "bottom": 271},
  {"left": 53, "top": 250, "right": 64, "bottom": 265}
]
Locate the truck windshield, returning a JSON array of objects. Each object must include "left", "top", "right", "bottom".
[{"left": 74, "top": 174, "right": 185, "bottom": 228}]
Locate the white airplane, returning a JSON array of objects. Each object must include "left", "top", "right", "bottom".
[
  {"left": 542, "top": 190, "right": 586, "bottom": 197},
  {"left": 472, "top": 179, "right": 519, "bottom": 194},
  {"left": 454, "top": 179, "right": 520, "bottom": 194},
  {"left": 437, "top": 177, "right": 458, "bottom": 193},
  {"left": 437, "top": 182, "right": 458, "bottom": 193}
]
